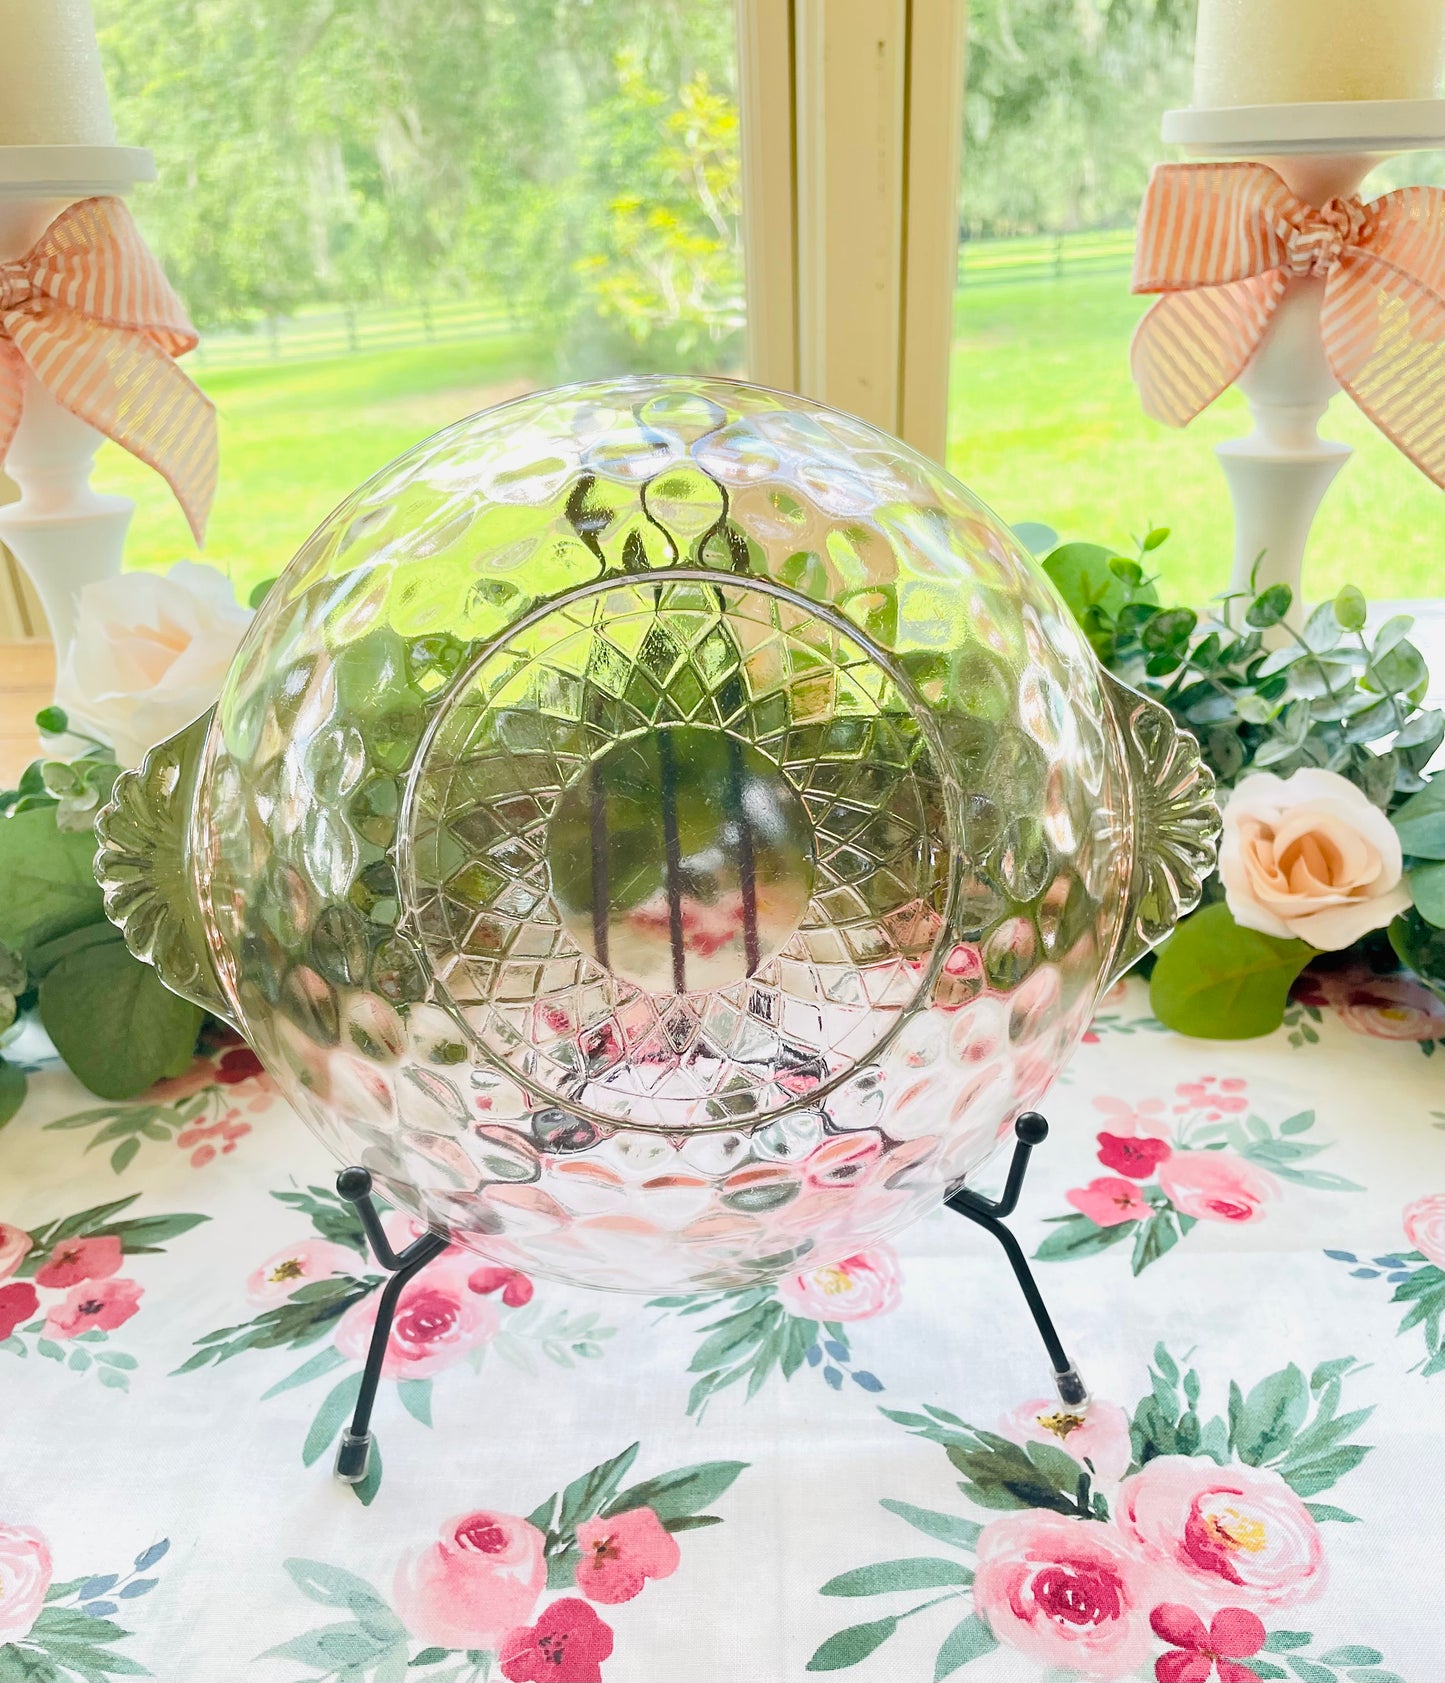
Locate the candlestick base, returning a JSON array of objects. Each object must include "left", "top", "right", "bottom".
[{"left": 1162, "top": 98, "right": 1445, "bottom": 156}]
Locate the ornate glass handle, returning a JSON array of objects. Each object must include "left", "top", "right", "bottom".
[
  {"left": 92, "top": 707, "right": 240, "bottom": 1030},
  {"left": 1098, "top": 668, "right": 1222, "bottom": 991}
]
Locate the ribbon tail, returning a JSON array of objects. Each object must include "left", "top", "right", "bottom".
[
  {"left": 11, "top": 311, "right": 217, "bottom": 543},
  {"left": 1323, "top": 251, "right": 1445, "bottom": 490},
  {"left": 0, "top": 337, "right": 24, "bottom": 467},
  {"left": 1130, "top": 272, "right": 1288, "bottom": 428}
]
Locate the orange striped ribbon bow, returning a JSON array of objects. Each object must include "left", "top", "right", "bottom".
[
  {"left": 0, "top": 197, "right": 217, "bottom": 541},
  {"left": 1131, "top": 162, "right": 1445, "bottom": 489}
]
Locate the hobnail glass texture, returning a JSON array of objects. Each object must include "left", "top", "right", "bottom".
[{"left": 123, "top": 377, "right": 1218, "bottom": 1292}]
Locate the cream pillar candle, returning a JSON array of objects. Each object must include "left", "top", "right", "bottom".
[
  {"left": 0, "top": 0, "right": 115, "bottom": 144},
  {"left": 1194, "top": 0, "right": 1445, "bottom": 107}
]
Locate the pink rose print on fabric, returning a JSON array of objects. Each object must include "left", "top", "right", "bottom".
[
  {"left": 574, "top": 1507, "right": 680, "bottom": 1605},
  {"left": 1116, "top": 1455, "right": 1325, "bottom": 1610},
  {"left": 1067, "top": 1177, "right": 1151, "bottom": 1226},
  {"left": 1403, "top": 1193, "right": 1445, "bottom": 1270},
  {"left": 1151, "top": 1603, "right": 1267, "bottom": 1683},
  {"left": 500, "top": 1597, "right": 615, "bottom": 1683},
  {"left": 334, "top": 1257, "right": 500, "bottom": 1379},
  {"left": 394, "top": 1509, "right": 546, "bottom": 1650},
  {"left": 0, "top": 1522, "right": 51, "bottom": 1643},
  {"left": 1097, "top": 1133, "right": 1172, "bottom": 1180},
  {"left": 0, "top": 1281, "right": 39, "bottom": 1343},
  {"left": 33, "top": 1233, "right": 122, "bottom": 1290},
  {"left": 999, "top": 1397, "right": 1133, "bottom": 1484},
  {"left": 44, "top": 1276, "right": 144, "bottom": 1339},
  {"left": 0, "top": 1222, "right": 32, "bottom": 1281},
  {"left": 776, "top": 1246, "right": 902, "bottom": 1322},
  {"left": 246, "top": 1239, "right": 358, "bottom": 1306},
  {"left": 1156, "top": 1153, "right": 1276, "bottom": 1225},
  {"left": 468, "top": 1265, "right": 536, "bottom": 1308},
  {"left": 972, "top": 1510, "right": 1163, "bottom": 1677}
]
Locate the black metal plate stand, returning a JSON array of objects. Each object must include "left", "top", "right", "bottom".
[{"left": 329, "top": 1110, "right": 1085, "bottom": 1482}]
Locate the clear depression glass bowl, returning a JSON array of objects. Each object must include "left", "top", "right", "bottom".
[{"left": 97, "top": 376, "right": 1219, "bottom": 1292}]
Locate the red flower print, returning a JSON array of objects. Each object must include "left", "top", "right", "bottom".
[
  {"left": 44, "top": 1277, "right": 143, "bottom": 1338},
  {"left": 574, "top": 1507, "right": 679, "bottom": 1605},
  {"left": 215, "top": 1045, "right": 266, "bottom": 1084},
  {"left": 0, "top": 1280, "right": 39, "bottom": 1342},
  {"left": 34, "top": 1234, "right": 122, "bottom": 1290},
  {"left": 468, "top": 1265, "right": 535, "bottom": 1308},
  {"left": 1151, "top": 1603, "right": 1266, "bottom": 1682},
  {"left": 1067, "top": 1177, "right": 1151, "bottom": 1226},
  {"left": 1097, "top": 1133, "right": 1173, "bottom": 1180},
  {"left": 500, "top": 1597, "right": 615, "bottom": 1682},
  {"left": 176, "top": 1111, "right": 252, "bottom": 1167}
]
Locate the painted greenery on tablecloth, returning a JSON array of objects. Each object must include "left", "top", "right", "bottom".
[
  {"left": 0, "top": 1195, "right": 206, "bottom": 1389},
  {"left": 650, "top": 1245, "right": 900, "bottom": 1415},
  {"left": 1036, "top": 1079, "right": 1361, "bottom": 1276},
  {"left": 263, "top": 1444, "right": 745, "bottom": 1682},
  {"left": 179, "top": 1182, "right": 615, "bottom": 1502},
  {"left": 809, "top": 1346, "right": 1397, "bottom": 1682},
  {"left": 0, "top": 1530, "right": 170, "bottom": 1682},
  {"left": 1328, "top": 1193, "right": 1445, "bottom": 1380}
]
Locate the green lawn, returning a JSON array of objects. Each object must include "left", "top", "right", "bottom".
[{"left": 97, "top": 269, "right": 1442, "bottom": 608}]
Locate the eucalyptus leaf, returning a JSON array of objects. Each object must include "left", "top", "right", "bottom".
[
  {"left": 39, "top": 943, "right": 203, "bottom": 1101},
  {"left": 1246, "top": 583, "right": 1292, "bottom": 628},
  {"left": 1407, "top": 860, "right": 1445, "bottom": 929},
  {"left": 1392, "top": 782, "right": 1445, "bottom": 860},
  {"left": 0, "top": 1060, "right": 24, "bottom": 1128},
  {"left": 1333, "top": 584, "right": 1367, "bottom": 631},
  {"left": 1389, "top": 911, "right": 1445, "bottom": 1001},
  {"left": 1150, "top": 904, "right": 1313, "bottom": 1039}
]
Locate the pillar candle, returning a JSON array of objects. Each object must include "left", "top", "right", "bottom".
[
  {"left": 1193, "top": 0, "right": 1445, "bottom": 106},
  {"left": 0, "top": 0, "right": 115, "bottom": 145}
]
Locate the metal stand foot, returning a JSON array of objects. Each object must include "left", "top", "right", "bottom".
[
  {"left": 945, "top": 1113, "right": 1089, "bottom": 1409},
  {"left": 331, "top": 1167, "right": 451, "bottom": 1483}
]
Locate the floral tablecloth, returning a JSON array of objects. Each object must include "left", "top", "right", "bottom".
[{"left": 4, "top": 972, "right": 1444, "bottom": 1683}]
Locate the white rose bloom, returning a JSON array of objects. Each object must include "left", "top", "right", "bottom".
[
  {"left": 1219, "top": 766, "right": 1411, "bottom": 951},
  {"left": 56, "top": 562, "right": 253, "bottom": 769}
]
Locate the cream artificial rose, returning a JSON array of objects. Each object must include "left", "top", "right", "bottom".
[
  {"left": 56, "top": 562, "right": 253, "bottom": 769},
  {"left": 1219, "top": 767, "right": 1410, "bottom": 950}
]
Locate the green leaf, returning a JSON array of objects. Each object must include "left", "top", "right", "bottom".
[
  {"left": 0, "top": 807, "right": 105, "bottom": 956},
  {"left": 548, "top": 1443, "right": 641, "bottom": 1537},
  {"left": 0, "top": 1061, "right": 25, "bottom": 1128},
  {"left": 820, "top": 1559, "right": 971, "bottom": 1596},
  {"left": 1131, "top": 1210, "right": 1184, "bottom": 1274},
  {"left": 1334, "top": 584, "right": 1367, "bottom": 631},
  {"left": 1391, "top": 781, "right": 1445, "bottom": 860},
  {"left": 26, "top": 920, "right": 127, "bottom": 981},
  {"left": 1389, "top": 910, "right": 1445, "bottom": 1000},
  {"left": 933, "top": 1613, "right": 997, "bottom": 1680},
  {"left": 877, "top": 1500, "right": 982, "bottom": 1552},
  {"left": 1265, "top": 1632, "right": 1314, "bottom": 1652},
  {"left": 39, "top": 944, "right": 202, "bottom": 1101},
  {"left": 806, "top": 1617, "right": 899, "bottom": 1672},
  {"left": 282, "top": 1560, "right": 401, "bottom": 1631},
  {"left": 1150, "top": 903, "right": 1313, "bottom": 1039},
  {"left": 259, "top": 1344, "right": 348, "bottom": 1401},
  {"left": 1247, "top": 583, "right": 1293, "bottom": 627},
  {"left": 1285, "top": 1659, "right": 1338, "bottom": 1683},
  {"left": 1408, "top": 860, "right": 1445, "bottom": 928},
  {"left": 604, "top": 1459, "right": 747, "bottom": 1525},
  {"left": 1033, "top": 1213, "right": 1136, "bottom": 1262},
  {"left": 1229, "top": 1364, "right": 1309, "bottom": 1463},
  {"left": 301, "top": 1373, "right": 363, "bottom": 1467},
  {"left": 946, "top": 1433, "right": 1086, "bottom": 1516},
  {"left": 1142, "top": 525, "right": 1170, "bottom": 551},
  {"left": 398, "top": 1378, "right": 433, "bottom": 1426},
  {"left": 1042, "top": 542, "right": 1156, "bottom": 626},
  {"left": 1318, "top": 1649, "right": 1382, "bottom": 1668}
]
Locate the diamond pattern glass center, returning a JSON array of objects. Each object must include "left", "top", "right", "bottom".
[{"left": 402, "top": 577, "right": 951, "bottom": 1133}]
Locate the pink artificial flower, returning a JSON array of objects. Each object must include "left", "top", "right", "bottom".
[
  {"left": 973, "top": 1510, "right": 1162, "bottom": 1677},
  {"left": 334, "top": 1257, "right": 499, "bottom": 1379},
  {"left": 1156, "top": 1153, "right": 1275, "bottom": 1225},
  {"left": 246, "top": 1239, "right": 358, "bottom": 1306},
  {"left": 44, "top": 1277, "right": 144, "bottom": 1339},
  {"left": 0, "top": 1281, "right": 39, "bottom": 1343},
  {"left": 999, "top": 1397, "right": 1134, "bottom": 1484},
  {"left": 33, "top": 1234, "right": 122, "bottom": 1290},
  {"left": 1151, "top": 1603, "right": 1267, "bottom": 1683},
  {"left": 1067, "top": 1177, "right": 1151, "bottom": 1227},
  {"left": 1097, "top": 1133, "right": 1173, "bottom": 1180},
  {"left": 574, "top": 1507, "right": 679, "bottom": 1605},
  {"left": 0, "top": 1222, "right": 33, "bottom": 1282},
  {"left": 775, "top": 1246, "right": 902, "bottom": 1322},
  {"left": 394, "top": 1510, "right": 546, "bottom": 1650},
  {"left": 1402, "top": 1194, "right": 1445, "bottom": 1271},
  {"left": 0, "top": 1522, "right": 51, "bottom": 1643},
  {"left": 1117, "top": 1455, "right": 1325, "bottom": 1610},
  {"left": 468, "top": 1265, "right": 536, "bottom": 1308},
  {"left": 500, "top": 1597, "right": 615, "bottom": 1683},
  {"left": 146, "top": 1059, "right": 216, "bottom": 1104},
  {"left": 1318, "top": 970, "right": 1445, "bottom": 1042}
]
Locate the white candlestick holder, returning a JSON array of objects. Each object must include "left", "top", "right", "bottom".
[
  {"left": 0, "top": 144, "right": 155, "bottom": 656},
  {"left": 1159, "top": 98, "right": 1445, "bottom": 622}
]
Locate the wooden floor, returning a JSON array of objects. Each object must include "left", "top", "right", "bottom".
[{"left": 1, "top": 639, "right": 54, "bottom": 784}]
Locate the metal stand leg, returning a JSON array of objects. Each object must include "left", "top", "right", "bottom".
[
  {"left": 332, "top": 1166, "right": 451, "bottom": 1484},
  {"left": 944, "top": 1114, "right": 1088, "bottom": 1408}
]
